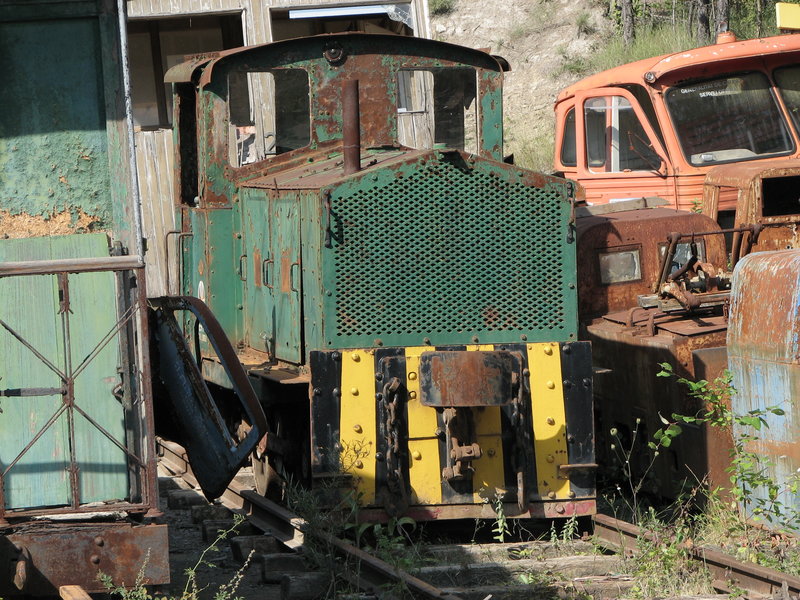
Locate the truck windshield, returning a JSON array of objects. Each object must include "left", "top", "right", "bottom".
[
  {"left": 665, "top": 72, "right": 793, "bottom": 166},
  {"left": 774, "top": 65, "right": 800, "bottom": 133}
]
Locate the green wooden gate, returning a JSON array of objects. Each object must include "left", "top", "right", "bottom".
[{"left": 0, "top": 235, "right": 137, "bottom": 512}]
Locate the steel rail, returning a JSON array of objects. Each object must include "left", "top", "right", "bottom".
[
  {"left": 594, "top": 513, "right": 800, "bottom": 599},
  {"left": 157, "top": 439, "right": 459, "bottom": 600}
]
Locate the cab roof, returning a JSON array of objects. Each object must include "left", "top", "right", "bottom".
[
  {"left": 165, "top": 32, "right": 508, "bottom": 86},
  {"left": 556, "top": 32, "right": 800, "bottom": 103}
]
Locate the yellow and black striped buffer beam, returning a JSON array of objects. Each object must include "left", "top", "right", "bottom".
[{"left": 309, "top": 341, "right": 593, "bottom": 511}]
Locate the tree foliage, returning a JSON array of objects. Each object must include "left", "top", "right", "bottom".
[{"left": 610, "top": 0, "right": 800, "bottom": 47}]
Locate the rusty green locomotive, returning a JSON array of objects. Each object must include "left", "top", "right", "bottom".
[{"left": 163, "top": 33, "right": 595, "bottom": 520}]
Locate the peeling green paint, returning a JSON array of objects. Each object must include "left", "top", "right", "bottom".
[{"left": 0, "top": 19, "right": 113, "bottom": 228}]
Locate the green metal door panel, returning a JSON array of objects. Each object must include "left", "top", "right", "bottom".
[
  {"left": 0, "top": 240, "right": 69, "bottom": 509},
  {"left": 0, "top": 19, "right": 112, "bottom": 228},
  {"left": 206, "top": 210, "right": 243, "bottom": 344},
  {"left": 243, "top": 194, "right": 275, "bottom": 353},
  {"left": 0, "top": 234, "right": 127, "bottom": 510},
  {"left": 185, "top": 210, "right": 208, "bottom": 299},
  {"left": 50, "top": 236, "right": 128, "bottom": 504},
  {"left": 300, "top": 191, "right": 325, "bottom": 356},
  {"left": 272, "top": 196, "right": 301, "bottom": 363}
]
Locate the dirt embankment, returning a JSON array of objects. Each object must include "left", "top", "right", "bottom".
[{"left": 430, "top": 0, "right": 612, "bottom": 170}]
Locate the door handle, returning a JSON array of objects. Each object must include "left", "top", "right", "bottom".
[
  {"left": 290, "top": 261, "right": 300, "bottom": 293},
  {"left": 238, "top": 254, "right": 247, "bottom": 282},
  {"left": 262, "top": 258, "right": 274, "bottom": 289}
]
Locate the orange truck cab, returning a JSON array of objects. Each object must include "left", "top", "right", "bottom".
[{"left": 554, "top": 32, "right": 800, "bottom": 215}]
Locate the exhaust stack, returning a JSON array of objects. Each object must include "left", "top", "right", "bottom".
[{"left": 343, "top": 79, "right": 361, "bottom": 175}]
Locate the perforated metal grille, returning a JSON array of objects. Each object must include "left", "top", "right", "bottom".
[{"left": 327, "top": 156, "right": 574, "bottom": 346}]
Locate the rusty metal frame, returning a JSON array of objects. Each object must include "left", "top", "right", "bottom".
[
  {"left": 654, "top": 226, "right": 763, "bottom": 294},
  {"left": 0, "top": 256, "right": 159, "bottom": 522}
]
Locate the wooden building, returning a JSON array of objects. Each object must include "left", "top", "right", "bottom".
[{"left": 125, "top": 0, "right": 431, "bottom": 295}]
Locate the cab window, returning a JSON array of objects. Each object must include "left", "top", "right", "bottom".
[
  {"left": 397, "top": 68, "right": 478, "bottom": 153},
  {"left": 658, "top": 240, "right": 706, "bottom": 274},
  {"left": 228, "top": 68, "right": 310, "bottom": 166},
  {"left": 599, "top": 246, "right": 642, "bottom": 284},
  {"left": 584, "top": 96, "right": 661, "bottom": 173},
  {"left": 560, "top": 108, "right": 577, "bottom": 167}
]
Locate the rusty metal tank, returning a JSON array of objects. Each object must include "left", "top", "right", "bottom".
[{"left": 728, "top": 249, "right": 800, "bottom": 516}]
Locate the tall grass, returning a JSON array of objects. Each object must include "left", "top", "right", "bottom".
[
  {"left": 588, "top": 24, "right": 698, "bottom": 74},
  {"left": 508, "top": 128, "right": 556, "bottom": 174}
]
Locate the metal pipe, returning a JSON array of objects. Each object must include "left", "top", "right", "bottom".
[
  {"left": 655, "top": 232, "right": 681, "bottom": 293},
  {"left": 343, "top": 79, "right": 361, "bottom": 175},
  {"left": 117, "top": 0, "right": 145, "bottom": 260},
  {"left": 731, "top": 230, "right": 743, "bottom": 267},
  {"left": 0, "top": 256, "right": 143, "bottom": 278}
]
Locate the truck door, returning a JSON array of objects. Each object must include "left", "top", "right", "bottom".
[{"left": 574, "top": 87, "right": 674, "bottom": 204}]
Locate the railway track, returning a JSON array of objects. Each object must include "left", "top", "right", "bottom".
[
  {"left": 157, "top": 439, "right": 800, "bottom": 600},
  {"left": 594, "top": 513, "right": 800, "bottom": 599}
]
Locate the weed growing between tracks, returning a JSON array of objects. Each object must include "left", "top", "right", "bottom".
[
  {"left": 285, "top": 441, "right": 426, "bottom": 597},
  {"left": 601, "top": 364, "right": 800, "bottom": 595},
  {"left": 100, "top": 515, "right": 254, "bottom": 600}
]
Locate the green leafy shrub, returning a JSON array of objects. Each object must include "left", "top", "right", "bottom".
[{"left": 429, "top": 0, "right": 455, "bottom": 16}]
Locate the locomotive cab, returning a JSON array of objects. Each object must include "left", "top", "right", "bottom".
[
  {"left": 576, "top": 199, "right": 733, "bottom": 498},
  {"left": 164, "top": 34, "right": 595, "bottom": 520}
]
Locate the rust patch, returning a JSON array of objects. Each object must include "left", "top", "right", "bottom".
[
  {"left": 0, "top": 209, "right": 103, "bottom": 239},
  {"left": 281, "top": 249, "right": 291, "bottom": 293},
  {"left": 253, "top": 248, "right": 262, "bottom": 287}
]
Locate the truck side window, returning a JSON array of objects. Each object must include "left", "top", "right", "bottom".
[
  {"left": 228, "top": 68, "right": 310, "bottom": 166},
  {"left": 560, "top": 108, "right": 577, "bottom": 167},
  {"left": 584, "top": 96, "right": 661, "bottom": 173},
  {"left": 397, "top": 68, "right": 478, "bottom": 153}
]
